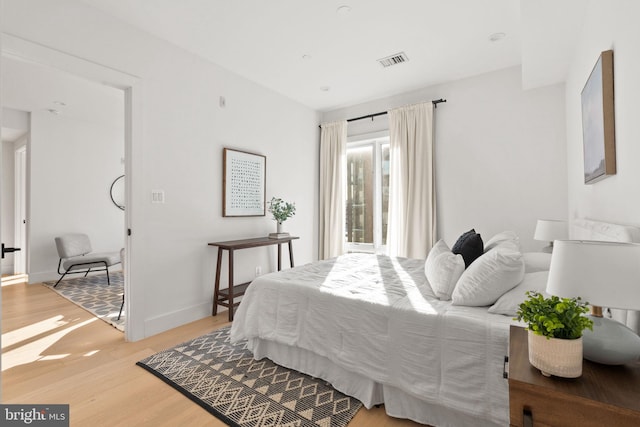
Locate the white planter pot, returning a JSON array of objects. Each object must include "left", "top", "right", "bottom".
[
  {"left": 528, "top": 330, "right": 583, "bottom": 378},
  {"left": 277, "top": 222, "right": 283, "bottom": 234}
]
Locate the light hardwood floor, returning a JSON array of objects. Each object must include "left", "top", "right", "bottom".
[{"left": 1, "top": 280, "right": 424, "bottom": 426}]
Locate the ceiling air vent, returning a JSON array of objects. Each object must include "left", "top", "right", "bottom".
[{"left": 377, "top": 52, "right": 409, "bottom": 68}]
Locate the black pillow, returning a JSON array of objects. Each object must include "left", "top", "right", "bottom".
[{"left": 452, "top": 229, "right": 484, "bottom": 268}]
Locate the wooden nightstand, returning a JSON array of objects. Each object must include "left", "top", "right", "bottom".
[{"left": 508, "top": 325, "right": 640, "bottom": 427}]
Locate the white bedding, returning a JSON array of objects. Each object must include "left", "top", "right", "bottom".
[{"left": 230, "top": 253, "right": 516, "bottom": 426}]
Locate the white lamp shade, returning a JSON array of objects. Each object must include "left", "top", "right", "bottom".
[
  {"left": 534, "top": 219, "right": 568, "bottom": 242},
  {"left": 546, "top": 240, "right": 640, "bottom": 311}
]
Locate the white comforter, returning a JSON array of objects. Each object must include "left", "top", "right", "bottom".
[{"left": 231, "top": 253, "right": 515, "bottom": 425}]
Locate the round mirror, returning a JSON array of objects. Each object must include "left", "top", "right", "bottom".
[{"left": 110, "top": 175, "right": 125, "bottom": 210}]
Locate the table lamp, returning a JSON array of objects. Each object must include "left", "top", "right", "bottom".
[
  {"left": 546, "top": 240, "right": 640, "bottom": 365},
  {"left": 534, "top": 219, "right": 568, "bottom": 253}
]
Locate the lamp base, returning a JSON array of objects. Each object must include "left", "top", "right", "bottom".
[
  {"left": 582, "top": 315, "right": 640, "bottom": 365},
  {"left": 540, "top": 242, "right": 553, "bottom": 253}
]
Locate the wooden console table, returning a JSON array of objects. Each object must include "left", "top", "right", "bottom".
[{"left": 208, "top": 236, "right": 299, "bottom": 321}]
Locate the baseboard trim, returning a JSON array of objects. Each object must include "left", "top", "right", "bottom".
[
  {"left": 28, "top": 271, "right": 59, "bottom": 284},
  {"left": 144, "top": 302, "right": 214, "bottom": 338},
  {"left": 28, "top": 267, "right": 124, "bottom": 285}
]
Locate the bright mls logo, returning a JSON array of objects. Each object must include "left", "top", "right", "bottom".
[{"left": 1, "top": 405, "right": 69, "bottom": 426}]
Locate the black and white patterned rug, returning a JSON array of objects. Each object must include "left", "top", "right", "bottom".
[
  {"left": 137, "top": 326, "right": 362, "bottom": 427},
  {"left": 43, "top": 271, "right": 124, "bottom": 331}
]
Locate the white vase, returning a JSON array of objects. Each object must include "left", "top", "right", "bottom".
[
  {"left": 277, "top": 222, "right": 283, "bottom": 234},
  {"left": 528, "top": 330, "right": 583, "bottom": 378}
]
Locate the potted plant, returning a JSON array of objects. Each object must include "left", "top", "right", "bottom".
[
  {"left": 268, "top": 197, "right": 296, "bottom": 237},
  {"left": 515, "top": 291, "right": 593, "bottom": 378}
]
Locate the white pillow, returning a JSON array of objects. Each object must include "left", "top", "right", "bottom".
[
  {"left": 452, "top": 247, "right": 525, "bottom": 307},
  {"left": 484, "top": 231, "right": 520, "bottom": 252},
  {"left": 425, "top": 240, "right": 465, "bottom": 300},
  {"left": 488, "top": 271, "right": 550, "bottom": 316},
  {"left": 522, "top": 252, "right": 552, "bottom": 273}
]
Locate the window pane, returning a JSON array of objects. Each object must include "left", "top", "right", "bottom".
[
  {"left": 346, "top": 146, "right": 373, "bottom": 243},
  {"left": 381, "top": 144, "right": 390, "bottom": 245}
]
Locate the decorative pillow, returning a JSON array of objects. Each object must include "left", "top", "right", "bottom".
[
  {"left": 451, "top": 247, "right": 525, "bottom": 307},
  {"left": 522, "top": 252, "right": 552, "bottom": 273},
  {"left": 425, "top": 240, "right": 465, "bottom": 300},
  {"left": 484, "top": 231, "right": 520, "bottom": 252},
  {"left": 489, "top": 239, "right": 520, "bottom": 254},
  {"left": 451, "top": 229, "right": 484, "bottom": 268},
  {"left": 488, "top": 271, "right": 549, "bottom": 316}
]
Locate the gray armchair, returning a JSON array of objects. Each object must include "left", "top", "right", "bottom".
[{"left": 54, "top": 233, "right": 121, "bottom": 287}]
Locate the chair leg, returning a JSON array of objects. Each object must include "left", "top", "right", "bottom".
[
  {"left": 53, "top": 271, "right": 69, "bottom": 288},
  {"left": 105, "top": 265, "right": 111, "bottom": 286},
  {"left": 117, "top": 294, "right": 124, "bottom": 320}
]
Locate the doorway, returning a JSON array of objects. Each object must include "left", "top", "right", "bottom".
[
  {"left": 1, "top": 109, "right": 28, "bottom": 283},
  {"left": 1, "top": 34, "right": 140, "bottom": 340}
]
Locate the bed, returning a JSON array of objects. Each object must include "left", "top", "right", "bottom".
[{"left": 230, "top": 219, "right": 640, "bottom": 427}]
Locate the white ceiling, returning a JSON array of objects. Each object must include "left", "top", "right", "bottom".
[
  {"left": 78, "top": 0, "right": 552, "bottom": 112},
  {"left": 1, "top": 55, "right": 125, "bottom": 142},
  {"left": 1, "top": 0, "right": 586, "bottom": 121}
]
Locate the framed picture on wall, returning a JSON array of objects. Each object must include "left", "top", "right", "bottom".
[
  {"left": 581, "top": 49, "right": 616, "bottom": 184},
  {"left": 223, "top": 148, "right": 266, "bottom": 217}
]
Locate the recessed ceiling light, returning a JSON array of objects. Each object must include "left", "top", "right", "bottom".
[
  {"left": 320, "top": 86, "right": 330, "bottom": 92},
  {"left": 302, "top": 54, "right": 312, "bottom": 60},
  {"left": 53, "top": 101, "right": 67, "bottom": 106},
  {"left": 336, "top": 5, "right": 352, "bottom": 16},
  {"left": 489, "top": 32, "right": 506, "bottom": 42},
  {"left": 47, "top": 109, "right": 61, "bottom": 115}
]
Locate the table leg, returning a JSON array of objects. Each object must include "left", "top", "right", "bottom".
[
  {"left": 288, "top": 241, "right": 295, "bottom": 267},
  {"left": 212, "top": 248, "right": 223, "bottom": 316},
  {"left": 228, "top": 249, "right": 234, "bottom": 321},
  {"left": 277, "top": 244, "right": 282, "bottom": 271}
]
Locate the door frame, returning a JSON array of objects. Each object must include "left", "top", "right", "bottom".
[
  {"left": 14, "top": 144, "right": 26, "bottom": 274},
  {"left": 1, "top": 33, "right": 142, "bottom": 341}
]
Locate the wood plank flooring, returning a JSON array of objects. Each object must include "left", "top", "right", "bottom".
[{"left": 1, "top": 280, "right": 424, "bottom": 426}]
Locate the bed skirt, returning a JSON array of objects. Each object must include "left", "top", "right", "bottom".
[{"left": 249, "top": 338, "right": 504, "bottom": 427}]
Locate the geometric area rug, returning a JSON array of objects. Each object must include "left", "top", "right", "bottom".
[
  {"left": 42, "top": 271, "right": 124, "bottom": 331},
  {"left": 136, "top": 326, "right": 362, "bottom": 427}
]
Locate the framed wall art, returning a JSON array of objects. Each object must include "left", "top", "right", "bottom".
[
  {"left": 223, "top": 148, "right": 266, "bottom": 217},
  {"left": 581, "top": 49, "right": 616, "bottom": 184}
]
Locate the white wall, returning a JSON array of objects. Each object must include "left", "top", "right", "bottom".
[
  {"left": 28, "top": 109, "right": 125, "bottom": 282},
  {"left": 565, "top": 0, "right": 640, "bottom": 228},
  {"left": 323, "top": 66, "right": 567, "bottom": 251},
  {"left": 1, "top": 0, "right": 319, "bottom": 340}
]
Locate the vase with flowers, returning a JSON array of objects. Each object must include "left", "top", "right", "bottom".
[
  {"left": 515, "top": 291, "right": 593, "bottom": 378},
  {"left": 268, "top": 197, "right": 296, "bottom": 238}
]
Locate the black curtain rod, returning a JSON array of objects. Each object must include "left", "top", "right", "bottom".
[{"left": 346, "top": 98, "right": 447, "bottom": 123}]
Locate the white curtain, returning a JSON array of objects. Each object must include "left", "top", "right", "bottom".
[
  {"left": 319, "top": 120, "right": 347, "bottom": 259},
  {"left": 386, "top": 102, "right": 435, "bottom": 259}
]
